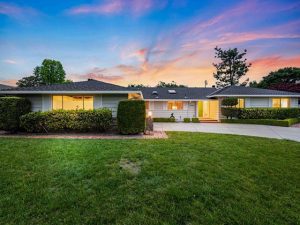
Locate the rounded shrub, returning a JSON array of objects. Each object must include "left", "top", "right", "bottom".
[
  {"left": 183, "top": 118, "right": 191, "bottom": 123},
  {"left": 192, "top": 117, "right": 200, "bottom": 123},
  {"left": 222, "top": 97, "right": 238, "bottom": 107},
  {"left": 117, "top": 100, "right": 145, "bottom": 134},
  {"left": 0, "top": 97, "right": 31, "bottom": 132}
]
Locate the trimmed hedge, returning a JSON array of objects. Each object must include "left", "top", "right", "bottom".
[
  {"left": 117, "top": 100, "right": 145, "bottom": 134},
  {"left": 20, "top": 109, "right": 112, "bottom": 133},
  {"left": 0, "top": 97, "right": 31, "bottom": 132},
  {"left": 192, "top": 117, "right": 200, "bottom": 123},
  {"left": 153, "top": 118, "right": 176, "bottom": 122},
  {"left": 183, "top": 118, "right": 191, "bottom": 123},
  {"left": 221, "top": 118, "right": 300, "bottom": 127},
  {"left": 221, "top": 108, "right": 240, "bottom": 119},
  {"left": 221, "top": 107, "right": 300, "bottom": 120}
]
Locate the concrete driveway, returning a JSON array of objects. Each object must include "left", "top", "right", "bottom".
[{"left": 154, "top": 122, "right": 300, "bottom": 142}]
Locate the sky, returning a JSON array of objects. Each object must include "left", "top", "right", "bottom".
[{"left": 0, "top": 0, "right": 300, "bottom": 87}]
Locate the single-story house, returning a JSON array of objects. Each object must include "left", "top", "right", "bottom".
[{"left": 0, "top": 79, "right": 299, "bottom": 121}]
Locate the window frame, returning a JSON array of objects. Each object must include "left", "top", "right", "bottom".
[
  {"left": 52, "top": 95, "right": 94, "bottom": 110},
  {"left": 272, "top": 98, "right": 290, "bottom": 108},
  {"left": 167, "top": 101, "right": 184, "bottom": 110}
]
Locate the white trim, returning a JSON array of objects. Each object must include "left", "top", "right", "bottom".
[{"left": 0, "top": 90, "right": 141, "bottom": 94}]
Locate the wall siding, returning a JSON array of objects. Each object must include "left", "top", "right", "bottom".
[
  {"left": 246, "top": 98, "right": 270, "bottom": 108},
  {"left": 102, "top": 94, "right": 128, "bottom": 117},
  {"left": 290, "top": 98, "right": 299, "bottom": 108},
  {"left": 24, "top": 95, "right": 43, "bottom": 112}
]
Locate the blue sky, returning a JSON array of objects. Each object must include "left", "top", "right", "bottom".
[{"left": 0, "top": 0, "right": 300, "bottom": 86}]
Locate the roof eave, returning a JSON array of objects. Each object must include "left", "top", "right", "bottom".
[{"left": 0, "top": 90, "right": 142, "bottom": 94}]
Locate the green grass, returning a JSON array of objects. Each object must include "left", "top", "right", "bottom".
[{"left": 1, "top": 132, "right": 300, "bottom": 225}]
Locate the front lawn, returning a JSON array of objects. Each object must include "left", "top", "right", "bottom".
[{"left": 0, "top": 132, "right": 299, "bottom": 225}]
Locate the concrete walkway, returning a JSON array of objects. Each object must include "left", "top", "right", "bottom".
[{"left": 154, "top": 122, "right": 300, "bottom": 142}]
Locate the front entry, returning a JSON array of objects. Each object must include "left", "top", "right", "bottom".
[{"left": 198, "top": 100, "right": 218, "bottom": 120}]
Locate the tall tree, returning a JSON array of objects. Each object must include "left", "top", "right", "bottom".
[
  {"left": 250, "top": 67, "right": 300, "bottom": 88},
  {"left": 213, "top": 47, "right": 251, "bottom": 88},
  {"left": 156, "top": 81, "right": 187, "bottom": 88},
  {"left": 39, "top": 59, "right": 66, "bottom": 85}
]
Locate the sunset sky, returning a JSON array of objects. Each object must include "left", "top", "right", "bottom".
[{"left": 0, "top": 0, "right": 300, "bottom": 87}]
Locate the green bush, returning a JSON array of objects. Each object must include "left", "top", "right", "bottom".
[
  {"left": 20, "top": 109, "right": 112, "bottom": 133},
  {"left": 221, "top": 107, "right": 240, "bottom": 119},
  {"left": 117, "top": 100, "right": 145, "bottom": 134},
  {"left": 238, "top": 108, "right": 300, "bottom": 120},
  {"left": 153, "top": 118, "right": 176, "bottom": 122},
  {"left": 192, "top": 117, "right": 200, "bottom": 123},
  {"left": 221, "top": 118, "right": 300, "bottom": 127},
  {"left": 222, "top": 97, "right": 238, "bottom": 107},
  {"left": 183, "top": 118, "right": 191, "bottom": 123},
  {"left": 0, "top": 97, "right": 31, "bottom": 132},
  {"left": 286, "top": 118, "right": 300, "bottom": 126}
]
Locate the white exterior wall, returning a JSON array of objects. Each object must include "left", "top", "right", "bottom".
[
  {"left": 245, "top": 97, "right": 299, "bottom": 108},
  {"left": 24, "top": 95, "right": 43, "bottom": 112},
  {"left": 291, "top": 97, "right": 299, "bottom": 108},
  {"left": 246, "top": 97, "right": 270, "bottom": 108},
  {"left": 148, "top": 101, "right": 197, "bottom": 121},
  {"left": 102, "top": 94, "right": 128, "bottom": 117}
]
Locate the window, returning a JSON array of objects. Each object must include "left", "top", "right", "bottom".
[
  {"left": 280, "top": 98, "right": 289, "bottom": 108},
  {"left": 272, "top": 98, "right": 290, "bottom": 108},
  {"left": 167, "top": 101, "right": 183, "bottom": 110},
  {"left": 128, "top": 93, "right": 142, "bottom": 100},
  {"left": 237, "top": 98, "right": 245, "bottom": 108},
  {"left": 52, "top": 96, "right": 94, "bottom": 110}
]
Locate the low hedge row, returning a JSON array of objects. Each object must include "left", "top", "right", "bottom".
[
  {"left": 117, "top": 100, "right": 145, "bottom": 134},
  {"left": 221, "top": 118, "right": 300, "bottom": 127},
  {"left": 184, "top": 118, "right": 200, "bottom": 123},
  {"left": 221, "top": 107, "right": 300, "bottom": 120},
  {"left": 153, "top": 118, "right": 176, "bottom": 122},
  {"left": 0, "top": 97, "right": 31, "bottom": 132},
  {"left": 20, "top": 109, "right": 112, "bottom": 133}
]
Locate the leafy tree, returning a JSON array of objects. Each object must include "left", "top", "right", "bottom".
[
  {"left": 249, "top": 67, "right": 300, "bottom": 89},
  {"left": 16, "top": 67, "right": 43, "bottom": 87},
  {"left": 17, "top": 59, "right": 69, "bottom": 87},
  {"left": 39, "top": 59, "right": 66, "bottom": 85},
  {"left": 213, "top": 47, "right": 251, "bottom": 88},
  {"left": 156, "top": 81, "right": 187, "bottom": 88}
]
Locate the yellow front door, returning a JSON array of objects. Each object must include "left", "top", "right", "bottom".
[{"left": 198, "top": 100, "right": 218, "bottom": 120}]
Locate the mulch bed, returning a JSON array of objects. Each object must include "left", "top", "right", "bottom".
[{"left": 0, "top": 130, "right": 168, "bottom": 139}]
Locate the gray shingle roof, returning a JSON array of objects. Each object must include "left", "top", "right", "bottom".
[
  {"left": 207, "top": 86, "right": 300, "bottom": 97},
  {"left": 141, "top": 87, "right": 216, "bottom": 100},
  {"left": 0, "top": 79, "right": 129, "bottom": 92},
  {"left": 0, "top": 84, "right": 13, "bottom": 90}
]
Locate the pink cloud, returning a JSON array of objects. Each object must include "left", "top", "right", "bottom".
[
  {"left": 68, "top": 0, "right": 167, "bottom": 16},
  {"left": 0, "top": 2, "right": 39, "bottom": 19}
]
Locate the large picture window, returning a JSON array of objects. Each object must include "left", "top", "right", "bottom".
[
  {"left": 272, "top": 98, "right": 289, "bottom": 108},
  {"left": 167, "top": 101, "right": 183, "bottom": 110},
  {"left": 52, "top": 96, "right": 94, "bottom": 110}
]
